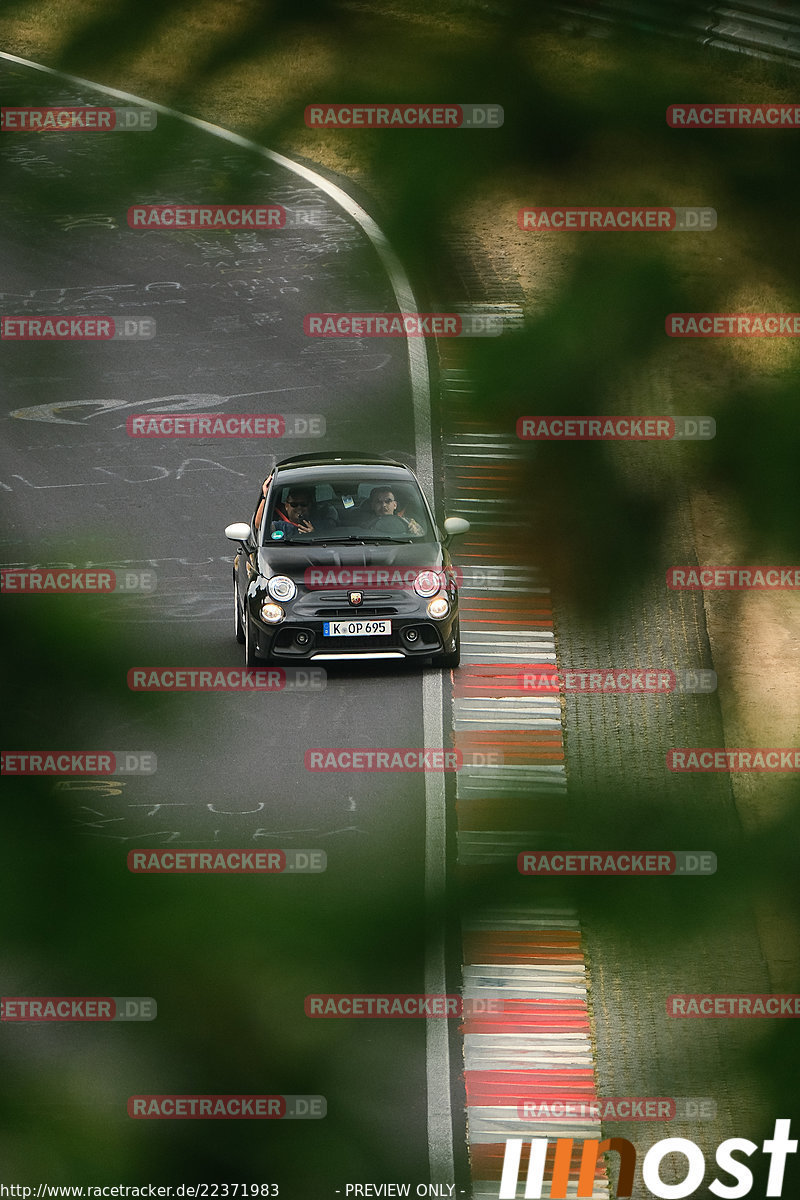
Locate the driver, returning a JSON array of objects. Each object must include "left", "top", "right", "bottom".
[
  {"left": 367, "top": 487, "right": 424, "bottom": 536},
  {"left": 255, "top": 475, "right": 315, "bottom": 536}
]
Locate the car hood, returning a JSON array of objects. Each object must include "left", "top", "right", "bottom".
[{"left": 257, "top": 541, "right": 445, "bottom": 577}]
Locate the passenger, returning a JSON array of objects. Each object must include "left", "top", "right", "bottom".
[{"left": 367, "top": 487, "right": 424, "bottom": 536}]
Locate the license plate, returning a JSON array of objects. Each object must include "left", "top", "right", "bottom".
[{"left": 323, "top": 619, "right": 392, "bottom": 637}]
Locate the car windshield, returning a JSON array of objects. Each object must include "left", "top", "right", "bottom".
[{"left": 263, "top": 470, "right": 435, "bottom": 544}]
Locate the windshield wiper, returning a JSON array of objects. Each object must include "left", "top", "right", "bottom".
[
  {"left": 304, "top": 535, "right": 414, "bottom": 544},
  {"left": 302, "top": 535, "right": 369, "bottom": 544}
]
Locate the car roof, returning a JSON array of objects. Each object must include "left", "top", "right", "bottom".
[{"left": 273, "top": 452, "right": 412, "bottom": 472}]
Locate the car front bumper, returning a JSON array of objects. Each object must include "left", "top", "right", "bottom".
[{"left": 246, "top": 589, "right": 459, "bottom": 662}]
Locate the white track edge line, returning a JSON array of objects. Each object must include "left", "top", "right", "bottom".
[{"left": 0, "top": 49, "right": 450, "bottom": 1185}]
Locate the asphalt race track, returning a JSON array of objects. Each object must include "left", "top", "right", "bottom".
[
  {"left": 2, "top": 41, "right": 796, "bottom": 1200},
  {"left": 0, "top": 59, "right": 459, "bottom": 1190}
]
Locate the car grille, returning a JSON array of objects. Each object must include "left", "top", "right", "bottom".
[{"left": 313, "top": 605, "right": 399, "bottom": 618}]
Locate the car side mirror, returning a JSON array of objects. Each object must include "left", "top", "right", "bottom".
[
  {"left": 443, "top": 516, "right": 470, "bottom": 544},
  {"left": 225, "top": 522, "right": 253, "bottom": 545}
]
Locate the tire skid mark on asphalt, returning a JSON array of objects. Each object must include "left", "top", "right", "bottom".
[
  {"left": 1, "top": 54, "right": 452, "bottom": 1182},
  {"left": 440, "top": 355, "right": 608, "bottom": 1197}
]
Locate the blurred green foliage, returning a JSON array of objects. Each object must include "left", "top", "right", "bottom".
[{"left": 1, "top": 0, "right": 799, "bottom": 1190}]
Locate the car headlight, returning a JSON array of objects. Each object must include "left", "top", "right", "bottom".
[
  {"left": 414, "top": 570, "right": 444, "bottom": 598},
  {"left": 260, "top": 602, "right": 285, "bottom": 624},
  {"left": 268, "top": 575, "right": 296, "bottom": 602},
  {"left": 427, "top": 597, "right": 450, "bottom": 620}
]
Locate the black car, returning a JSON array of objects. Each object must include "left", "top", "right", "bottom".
[{"left": 224, "top": 453, "right": 470, "bottom": 667}]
